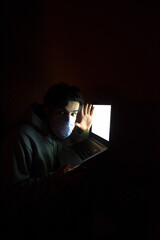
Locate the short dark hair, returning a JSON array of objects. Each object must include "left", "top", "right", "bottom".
[{"left": 44, "top": 82, "right": 84, "bottom": 111}]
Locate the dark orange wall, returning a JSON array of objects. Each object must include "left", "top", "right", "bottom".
[
  {"left": 1, "top": 1, "right": 160, "bottom": 177},
  {"left": 2, "top": 1, "right": 160, "bottom": 127}
]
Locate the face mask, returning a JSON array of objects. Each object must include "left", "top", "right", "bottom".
[{"left": 51, "top": 114, "right": 76, "bottom": 139}]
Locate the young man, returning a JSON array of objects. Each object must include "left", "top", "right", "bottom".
[{"left": 1, "top": 83, "right": 94, "bottom": 239}]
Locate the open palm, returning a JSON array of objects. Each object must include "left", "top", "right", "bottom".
[{"left": 75, "top": 104, "right": 95, "bottom": 132}]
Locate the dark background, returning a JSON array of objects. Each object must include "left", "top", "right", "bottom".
[
  {"left": 1, "top": 0, "right": 160, "bottom": 238},
  {"left": 1, "top": 0, "right": 160, "bottom": 174}
]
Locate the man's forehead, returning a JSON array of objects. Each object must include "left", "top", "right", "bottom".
[{"left": 64, "top": 101, "right": 80, "bottom": 112}]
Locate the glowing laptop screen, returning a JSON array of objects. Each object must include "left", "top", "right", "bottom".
[{"left": 91, "top": 105, "right": 111, "bottom": 141}]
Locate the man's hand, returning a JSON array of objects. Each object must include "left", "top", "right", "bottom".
[
  {"left": 75, "top": 104, "right": 95, "bottom": 132},
  {"left": 54, "top": 164, "right": 86, "bottom": 188}
]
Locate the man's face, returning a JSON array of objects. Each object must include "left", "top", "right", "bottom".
[
  {"left": 49, "top": 101, "right": 80, "bottom": 136},
  {"left": 50, "top": 100, "right": 80, "bottom": 121}
]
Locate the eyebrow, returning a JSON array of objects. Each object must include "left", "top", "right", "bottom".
[
  {"left": 72, "top": 110, "right": 79, "bottom": 112},
  {"left": 61, "top": 107, "right": 79, "bottom": 113}
]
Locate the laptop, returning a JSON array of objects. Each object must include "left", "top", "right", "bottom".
[{"left": 58, "top": 104, "right": 112, "bottom": 168}]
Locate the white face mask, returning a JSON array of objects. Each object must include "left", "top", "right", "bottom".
[{"left": 51, "top": 114, "right": 76, "bottom": 139}]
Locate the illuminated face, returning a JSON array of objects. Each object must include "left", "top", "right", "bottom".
[
  {"left": 50, "top": 101, "right": 80, "bottom": 121},
  {"left": 49, "top": 101, "right": 80, "bottom": 138}
]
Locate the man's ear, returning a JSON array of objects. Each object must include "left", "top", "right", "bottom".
[{"left": 43, "top": 106, "right": 51, "bottom": 119}]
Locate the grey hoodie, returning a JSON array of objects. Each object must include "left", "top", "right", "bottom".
[{"left": 1, "top": 103, "right": 89, "bottom": 216}]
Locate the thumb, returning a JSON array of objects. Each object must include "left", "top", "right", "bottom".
[{"left": 75, "top": 122, "right": 81, "bottom": 128}]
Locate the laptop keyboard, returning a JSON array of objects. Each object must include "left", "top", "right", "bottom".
[{"left": 73, "top": 139, "right": 102, "bottom": 160}]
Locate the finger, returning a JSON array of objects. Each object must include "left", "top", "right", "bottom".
[
  {"left": 90, "top": 106, "right": 95, "bottom": 116},
  {"left": 67, "top": 166, "right": 87, "bottom": 177},
  {"left": 75, "top": 122, "right": 81, "bottom": 128},
  {"left": 88, "top": 104, "right": 92, "bottom": 114},
  {"left": 65, "top": 165, "right": 81, "bottom": 175},
  {"left": 73, "top": 164, "right": 81, "bottom": 169},
  {"left": 81, "top": 105, "right": 84, "bottom": 116},
  {"left": 67, "top": 164, "right": 81, "bottom": 172},
  {"left": 63, "top": 164, "right": 74, "bottom": 173},
  {"left": 84, "top": 103, "right": 89, "bottom": 115}
]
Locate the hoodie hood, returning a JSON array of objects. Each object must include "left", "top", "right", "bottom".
[{"left": 21, "top": 103, "right": 52, "bottom": 137}]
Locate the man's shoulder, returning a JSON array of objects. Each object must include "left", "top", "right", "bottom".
[
  {"left": 4, "top": 123, "right": 38, "bottom": 141},
  {"left": 19, "top": 123, "right": 35, "bottom": 133},
  {"left": 18, "top": 123, "right": 44, "bottom": 140}
]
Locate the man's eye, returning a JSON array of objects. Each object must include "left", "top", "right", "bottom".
[{"left": 71, "top": 112, "right": 77, "bottom": 117}]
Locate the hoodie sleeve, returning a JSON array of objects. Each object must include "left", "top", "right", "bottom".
[
  {"left": 1, "top": 129, "right": 60, "bottom": 216},
  {"left": 73, "top": 127, "right": 90, "bottom": 143},
  {"left": 60, "top": 127, "right": 90, "bottom": 151}
]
